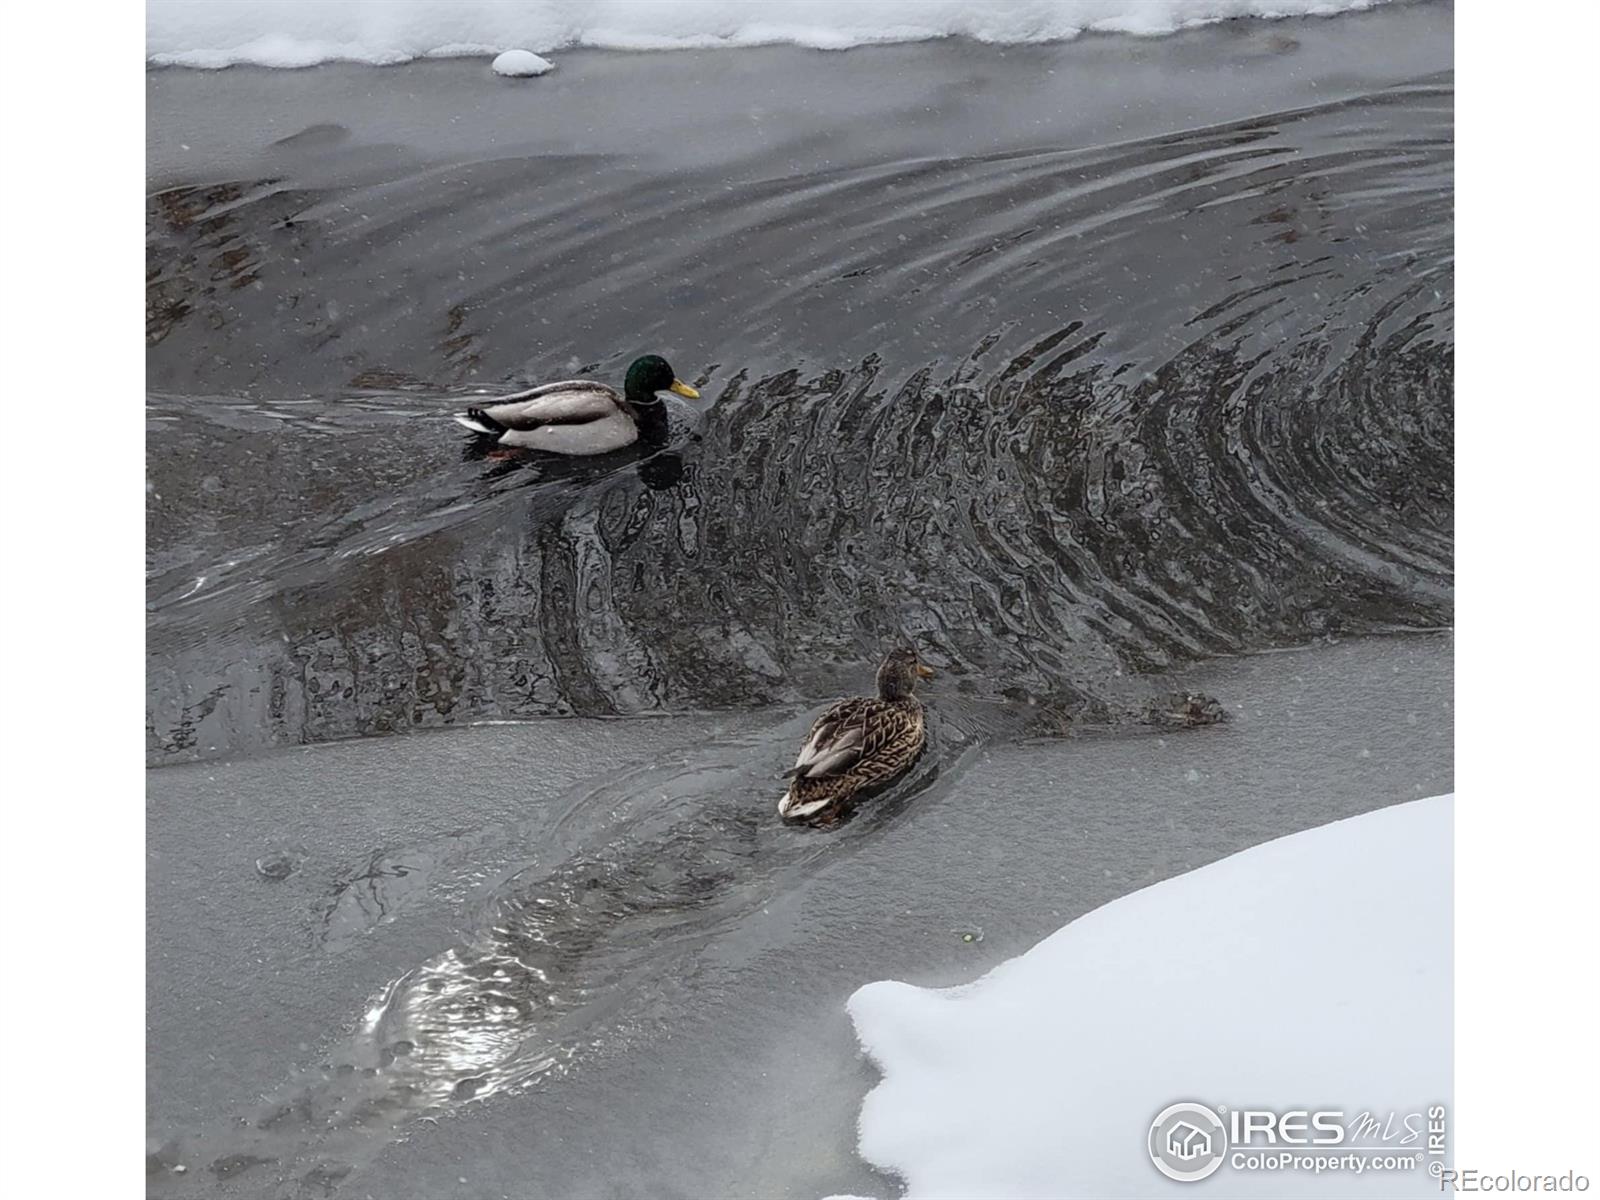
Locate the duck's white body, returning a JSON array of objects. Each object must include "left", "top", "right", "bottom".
[{"left": 452, "top": 380, "right": 642, "bottom": 455}]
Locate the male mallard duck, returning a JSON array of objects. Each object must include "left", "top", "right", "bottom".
[
  {"left": 778, "top": 647, "right": 935, "bottom": 824},
  {"left": 451, "top": 354, "right": 699, "bottom": 455}
]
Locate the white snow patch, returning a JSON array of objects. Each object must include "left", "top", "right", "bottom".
[
  {"left": 491, "top": 49, "right": 554, "bottom": 77},
  {"left": 844, "top": 794, "right": 1451, "bottom": 1197},
  {"left": 148, "top": 0, "right": 1396, "bottom": 69}
]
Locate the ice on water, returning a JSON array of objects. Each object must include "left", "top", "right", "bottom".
[{"left": 490, "top": 49, "right": 553, "bottom": 77}]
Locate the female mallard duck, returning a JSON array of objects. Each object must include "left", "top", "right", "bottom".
[
  {"left": 452, "top": 355, "right": 699, "bottom": 455},
  {"left": 778, "top": 647, "right": 935, "bottom": 824}
]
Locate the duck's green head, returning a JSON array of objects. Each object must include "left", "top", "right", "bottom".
[{"left": 624, "top": 355, "right": 699, "bottom": 405}]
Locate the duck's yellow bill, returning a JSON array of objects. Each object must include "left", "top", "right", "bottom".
[
  {"left": 669, "top": 379, "right": 700, "bottom": 399},
  {"left": 916, "top": 663, "right": 936, "bottom": 679}
]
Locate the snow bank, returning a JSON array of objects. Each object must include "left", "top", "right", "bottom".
[
  {"left": 148, "top": 0, "right": 1396, "bottom": 69},
  {"left": 845, "top": 794, "right": 1452, "bottom": 1198}
]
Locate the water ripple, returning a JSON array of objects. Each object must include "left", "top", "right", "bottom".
[{"left": 148, "top": 79, "right": 1451, "bottom": 761}]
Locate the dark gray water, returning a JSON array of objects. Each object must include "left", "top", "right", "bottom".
[
  {"left": 146, "top": 7, "right": 1453, "bottom": 1197},
  {"left": 147, "top": 7, "right": 1451, "bottom": 764}
]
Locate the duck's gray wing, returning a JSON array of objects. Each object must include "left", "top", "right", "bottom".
[
  {"left": 461, "top": 381, "right": 620, "bottom": 430},
  {"left": 788, "top": 698, "right": 874, "bottom": 778}
]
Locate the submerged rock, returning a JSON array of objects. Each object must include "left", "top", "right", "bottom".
[{"left": 255, "top": 848, "right": 304, "bottom": 882}]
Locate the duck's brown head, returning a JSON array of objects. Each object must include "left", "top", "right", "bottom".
[{"left": 876, "top": 647, "right": 935, "bottom": 701}]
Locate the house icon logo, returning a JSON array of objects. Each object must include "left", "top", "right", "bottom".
[
  {"left": 1148, "top": 1102, "right": 1228, "bottom": 1182},
  {"left": 1168, "top": 1120, "right": 1215, "bottom": 1161}
]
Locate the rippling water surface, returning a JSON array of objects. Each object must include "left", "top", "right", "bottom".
[
  {"left": 147, "top": 10, "right": 1452, "bottom": 1194},
  {"left": 147, "top": 30, "right": 1451, "bottom": 762}
]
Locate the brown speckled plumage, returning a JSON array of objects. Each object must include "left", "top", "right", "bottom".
[{"left": 778, "top": 648, "right": 932, "bottom": 824}]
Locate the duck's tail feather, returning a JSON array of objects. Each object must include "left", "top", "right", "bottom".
[
  {"left": 453, "top": 407, "right": 506, "bottom": 435},
  {"left": 777, "top": 787, "right": 833, "bottom": 821}
]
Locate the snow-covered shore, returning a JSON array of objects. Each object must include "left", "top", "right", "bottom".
[
  {"left": 843, "top": 794, "right": 1452, "bottom": 1197},
  {"left": 148, "top": 0, "right": 1398, "bottom": 68}
]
